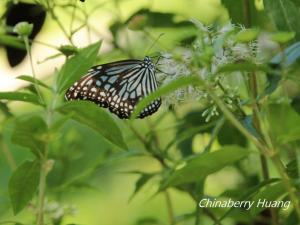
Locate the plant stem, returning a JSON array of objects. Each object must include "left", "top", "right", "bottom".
[
  {"left": 23, "top": 36, "right": 44, "bottom": 104},
  {"left": 203, "top": 75, "right": 300, "bottom": 221},
  {"left": 204, "top": 83, "right": 267, "bottom": 153},
  {"left": 271, "top": 154, "right": 300, "bottom": 219},
  {"left": 243, "top": 0, "right": 251, "bottom": 28},
  {"left": 164, "top": 191, "right": 175, "bottom": 225},
  {"left": 248, "top": 71, "right": 278, "bottom": 224},
  {"left": 248, "top": 72, "right": 270, "bottom": 169},
  {"left": 129, "top": 123, "right": 175, "bottom": 223},
  {"left": 195, "top": 204, "right": 200, "bottom": 225},
  {"left": 203, "top": 209, "right": 223, "bottom": 225},
  {"left": 204, "top": 117, "right": 225, "bottom": 153},
  {"left": 23, "top": 34, "right": 48, "bottom": 225},
  {"left": 46, "top": 2, "right": 74, "bottom": 45},
  {"left": 69, "top": 0, "right": 77, "bottom": 35},
  {"left": 36, "top": 155, "right": 47, "bottom": 225}
]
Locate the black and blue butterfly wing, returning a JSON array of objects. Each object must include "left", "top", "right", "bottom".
[{"left": 65, "top": 58, "right": 161, "bottom": 119}]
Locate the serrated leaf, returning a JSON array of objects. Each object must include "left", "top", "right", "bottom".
[
  {"left": 264, "top": 0, "right": 300, "bottom": 41},
  {"left": 56, "top": 41, "right": 101, "bottom": 93},
  {"left": 12, "top": 116, "right": 47, "bottom": 156},
  {"left": 161, "top": 145, "right": 249, "bottom": 189},
  {"left": 17, "top": 75, "right": 50, "bottom": 89},
  {"left": 9, "top": 160, "right": 40, "bottom": 215},
  {"left": 132, "top": 76, "right": 202, "bottom": 119},
  {"left": 57, "top": 101, "right": 127, "bottom": 150},
  {"left": 0, "top": 92, "right": 44, "bottom": 106}
]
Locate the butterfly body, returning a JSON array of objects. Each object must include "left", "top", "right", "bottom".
[{"left": 65, "top": 56, "right": 161, "bottom": 119}]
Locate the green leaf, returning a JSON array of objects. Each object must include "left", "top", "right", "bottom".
[
  {"left": 9, "top": 160, "right": 40, "bottom": 215},
  {"left": 132, "top": 76, "right": 202, "bottom": 119},
  {"left": 0, "top": 34, "right": 25, "bottom": 49},
  {"left": 235, "top": 29, "right": 260, "bottom": 43},
  {"left": 167, "top": 124, "right": 213, "bottom": 153},
  {"left": 128, "top": 15, "right": 147, "bottom": 30},
  {"left": 290, "top": 0, "right": 300, "bottom": 7},
  {"left": 260, "top": 64, "right": 281, "bottom": 98},
  {"left": 267, "top": 104, "right": 300, "bottom": 144},
  {"left": 135, "top": 217, "right": 160, "bottom": 225},
  {"left": 0, "top": 102, "right": 13, "bottom": 117},
  {"left": 0, "top": 92, "right": 43, "bottom": 106},
  {"left": 17, "top": 75, "right": 50, "bottom": 89},
  {"left": 286, "top": 159, "right": 299, "bottom": 179},
  {"left": 12, "top": 116, "right": 47, "bottom": 157},
  {"left": 250, "top": 181, "right": 288, "bottom": 215},
  {"left": 271, "top": 31, "right": 296, "bottom": 43},
  {"left": 260, "top": 42, "right": 300, "bottom": 98},
  {"left": 271, "top": 41, "right": 300, "bottom": 66},
  {"left": 125, "top": 9, "right": 192, "bottom": 28},
  {"left": 218, "top": 178, "right": 280, "bottom": 222},
  {"left": 161, "top": 145, "right": 249, "bottom": 189},
  {"left": 221, "top": 0, "right": 260, "bottom": 25},
  {"left": 175, "top": 110, "right": 217, "bottom": 156},
  {"left": 58, "top": 45, "right": 79, "bottom": 57},
  {"left": 56, "top": 41, "right": 101, "bottom": 94},
  {"left": 218, "top": 120, "right": 247, "bottom": 147},
  {"left": 129, "top": 173, "right": 155, "bottom": 201},
  {"left": 285, "top": 210, "right": 298, "bottom": 225},
  {"left": 264, "top": 0, "right": 300, "bottom": 41},
  {"left": 47, "top": 123, "right": 111, "bottom": 189},
  {"left": 57, "top": 101, "right": 127, "bottom": 150}
]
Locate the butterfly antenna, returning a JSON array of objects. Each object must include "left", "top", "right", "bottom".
[{"left": 145, "top": 33, "right": 165, "bottom": 56}]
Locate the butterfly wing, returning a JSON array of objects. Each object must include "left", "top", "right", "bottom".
[{"left": 65, "top": 59, "right": 161, "bottom": 119}]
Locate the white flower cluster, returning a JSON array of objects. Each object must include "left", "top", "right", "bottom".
[
  {"left": 157, "top": 20, "right": 269, "bottom": 121},
  {"left": 43, "top": 199, "right": 78, "bottom": 222}
]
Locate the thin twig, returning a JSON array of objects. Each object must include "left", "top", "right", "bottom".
[
  {"left": 24, "top": 37, "right": 44, "bottom": 104},
  {"left": 203, "top": 208, "right": 223, "bottom": 225},
  {"left": 165, "top": 191, "right": 175, "bottom": 225}
]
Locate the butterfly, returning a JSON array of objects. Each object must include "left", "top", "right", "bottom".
[{"left": 65, "top": 56, "right": 161, "bottom": 119}]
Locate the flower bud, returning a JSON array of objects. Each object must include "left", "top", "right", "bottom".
[{"left": 13, "top": 21, "right": 33, "bottom": 37}]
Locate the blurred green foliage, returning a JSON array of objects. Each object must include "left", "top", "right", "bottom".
[{"left": 0, "top": 0, "right": 300, "bottom": 225}]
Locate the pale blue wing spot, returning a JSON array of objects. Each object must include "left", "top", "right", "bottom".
[{"left": 108, "top": 76, "right": 118, "bottom": 84}]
